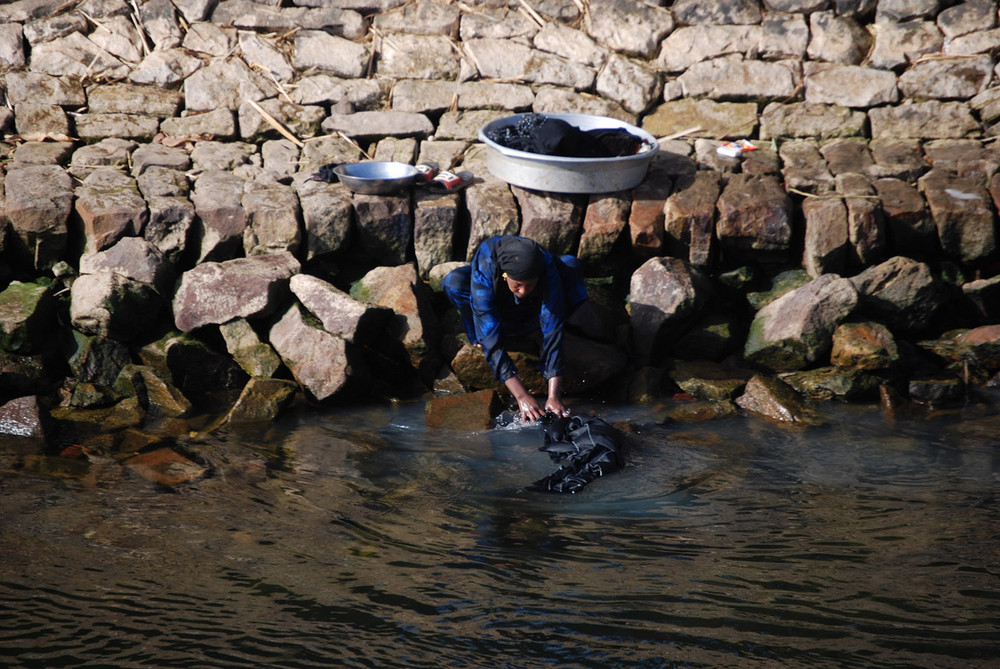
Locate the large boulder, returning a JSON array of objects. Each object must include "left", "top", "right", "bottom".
[
  {"left": 628, "top": 256, "right": 713, "bottom": 364},
  {"left": 172, "top": 252, "right": 300, "bottom": 332},
  {"left": 744, "top": 274, "right": 858, "bottom": 372},
  {"left": 848, "top": 256, "right": 950, "bottom": 333}
]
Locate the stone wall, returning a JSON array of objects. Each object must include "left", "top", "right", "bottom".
[{"left": 1, "top": 0, "right": 999, "bottom": 435}]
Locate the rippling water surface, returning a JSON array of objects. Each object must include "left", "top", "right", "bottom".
[{"left": 2, "top": 395, "right": 999, "bottom": 668}]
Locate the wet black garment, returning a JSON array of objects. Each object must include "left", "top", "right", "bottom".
[
  {"left": 527, "top": 415, "right": 625, "bottom": 494},
  {"left": 486, "top": 114, "right": 645, "bottom": 158}
]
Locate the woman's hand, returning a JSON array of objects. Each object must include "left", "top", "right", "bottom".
[
  {"left": 545, "top": 376, "right": 569, "bottom": 417},
  {"left": 545, "top": 395, "right": 569, "bottom": 418},
  {"left": 505, "top": 376, "right": 544, "bottom": 422}
]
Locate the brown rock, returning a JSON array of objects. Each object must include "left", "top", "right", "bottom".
[{"left": 424, "top": 389, "right": 504, "bottom": 430}]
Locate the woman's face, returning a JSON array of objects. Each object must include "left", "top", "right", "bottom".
[{"left": 504, "top": 274, "right": 538, "bottom": 299}]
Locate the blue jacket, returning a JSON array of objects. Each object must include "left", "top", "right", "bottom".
[{"left": 470, "top": 237, "right": 567, "bottom": 382}]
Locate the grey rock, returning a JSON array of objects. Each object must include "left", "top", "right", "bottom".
[
  {"left": 374, "top": 0, "right": 461, "bottom": 37},
  {"left": 664, "top": 170, "right": 721, "bottom": 269},
  {"left": 849, "top": 256, "right": 949, "bottom": 332},
  {"left": 4, "top": 71, "right": 85, "bottom": 107},
  {"left": 184, "top": 58, "right": 273, "bottom": 112},
  {"left": 87, "top": 83, "right": 184, "bottom": 117},
  {"left": 872, "top": 177, "right": 936, "bottom": 258},
  {"left": 656, "top": 25, "right": 761, "bottom": 73},
  {"left": 945, "top": 27, "right": 1000, "bottom": 55},
  {"left": 779, "top": 139, "right": 836, "bottom": 193},
  {"left": 464, "top": 183, "right": 519, "bottom": 261},
  {"left": 737, "top": 374, "right": 828, "bottom": 422},
  {"left": 74, "top": 169, "right": 148, "bottom": 254},
  {"left": 322, "top": 110, "right": 434, "bottom": 139},
  {"left": 212, "top": 0, "right": 367, "bottom": 39},
  {"left": 191, "top": 140, "right": 257, "bottom": 172},
  {"left": 876, "top": 0, "right": 942, "bottom": 22},
  {"left": 133, "top": 149, "right": 192, "bottom": 181},
  {"left": 759, "top": 101, "right": 867, "bottom": 140},
  {"left": 218, "top": 319, "right": 283, "bottom": 379},
  {"left": 269, "top": 304, "right": 354, "bottom": 402},
  {"left": 294, "top": 30, "right": 369, "bottom": 78},
  {"left": 136, "top": 164, "right": 191, "bottom": 200},
  {"left": 78, "top": 236, "right": 173, "bottom": 296},
  {"left": 0, "top": 281, "right": 56, "bottom": 355},
  {"left": 128, "top": 48, "right": 206, "bottom": 86},
  {"left": 87, "top": 14, "right": 143, "bottom": 63},
  {"left": 351, "top": 263, "right": 440, "bottom": 382},
  {"left": 869, "top": 137, "right": 927, "bottom": 180},
  {"left": 377, "top": 33, "right": 461, "bottom": 81},
  {"left": 803, "top": 63, "right": 899, "bottom": 107},
  {"left": 628, "top": 256, "right": 712, "bottom": 363},
  {"left": 459, "top": 7, "right": 537, "bottom": 42},
  {"left": 290, "top": 273, "right": 393, "bottom": 344},
  {"left": 261, "top": 139, "right": 301, "bottom": 183},
  {"left": 0, "top": 395, "right": 50, "bottom": 440},
  {"left": 10, "top": 141, "right": 75, "bottom": 166},
  {"left": 191, "top": 169, "right": 248, "bottom": 263},
  {"left": 744, "top": 274, "right": 858, "bottom": 372},
  {"left": 217, "top": 377, "right": 298, "bottom": 425},
  {"left": 29, "top": 31, "right": 130, "bottom": 79},
  {"left": 583, "top": 0, "right": 674, "bottom": 58},
  {"left": 0, "top": 23, "right": 26, "bottom": 70},
  {"left": 918, "top": 168, "right": 996, "bottom": 266},
  {"left": 717, "top": 173, "right": 795, "bottom": 265},
  {"left": 114, "top": 364, "right": 192, "bottom": 417},
  {"left": 458, "top": 81, "right": 535, "bottom": 111},
  {"left": 672, "top": 0, "right": 762, "bottom": 25},
  {"left": 414, "top": 191, "right": 460, "bottom": 279},
  {"left": 868, "top": 19, "right": 943, "bottom": 70},
  {"left": 74, "top": 114, "right": 160, "bottom": 143},
  {"left": 352, "top": 193, "right": 412, "bottom": 265},
  {"left": 139, "top": 0, "right": 183, "bottom": 49},
  {"left": 390, "top": 80, "right": 459, "bottom": 114},
  {"left": 898, "top": 55, "right": 994, "bottom": 100},
  {"left": 14, "top": 103, "right": 69, "bottom": 139},
  {"left": 678, "top": 56, "right": 800, "bottom": 100},
  {"left": 291, "top": 173, "right": 353, "bottom": 261},
  {"left": 802, "top": 194, "right": 848, "bottom": 277},
  {"left": 160, "top": 107, "right": 237, "bottom": 141},
  {"left": 820, "top": 138, "right": 874, "bottom": 176},
  {"left": 937, "top": 0, "right": 997, "bottom": 39},
  {"left": 144, "top": 196, "right": 195, "bottom": 265},
  {"left": 533, "top": 86, "right": 636, "bottom": 123},
  {"left": 172, "top": 252, "right": 300, "bottom": 332},
  {"left": 4, "top": 165, "right": 73, "bottom": 271},
  {"left": 66, "top": 329, "right": 132, "bottom": 387},
  {"left": 596, "top": 54, "right": 662, "bottom": 114},
  {"left": 239, "top": 31, "right": 294, "bottom": 82},
  {"left": 869, "top": 101, "right": 981, "bottom": 139},
  {"left": 434, "top": 109, "right": 508, "bottom": 141},
  {"left": 838, "top": 172, "right": 887, "bottom": 267},
  {"left": 181, "top": 21, "right": 237, "bottom": 56},
  {"left": 535, "top": 21, "right": 607, "bottom": 68},
  {"left": 807, "top": 11, "right": 871, "bottom": 64},
  {"left": 513, "top": 187, "right": 584, "bottom": 257},
  {"left": 463, "top": 38, "right": 596, "bottom": 90},
  {"left": 760, "top": 12, "right": 810, "bottom": 60},
  {"left": 241, "top": 181, "right": 302, "bottom": 257},
  {"left": 70, "top": 270, "right": 162, "bottom": 341},
  {"left": 23, "top": 13, "right": 89, "bottom": 45},
  {"left": 238, "top": 98, "right": 325, "bottom": 143}
]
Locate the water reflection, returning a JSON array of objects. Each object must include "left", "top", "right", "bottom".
[{"left": 1, "top": 396, "right": 998, "bottom": 668}]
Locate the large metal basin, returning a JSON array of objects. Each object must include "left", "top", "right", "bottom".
[{"left": 478, "top": 113, "right": 658, "bottom": 194}]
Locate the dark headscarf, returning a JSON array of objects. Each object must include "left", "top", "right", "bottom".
[{"left": 495, "top": 236, "right": 543, "bottom": 281}]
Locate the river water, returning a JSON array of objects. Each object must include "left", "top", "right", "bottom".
[{"left": 1, "top": 393, "right": 998, "bottom": 668}]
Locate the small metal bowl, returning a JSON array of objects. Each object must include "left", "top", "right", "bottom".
[{"left": 333, "top": 161, "right": 419, "bottom": 195}]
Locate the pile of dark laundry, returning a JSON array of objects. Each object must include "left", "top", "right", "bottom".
[
  {"left": 485, "top": 113, "right": 647, "bottom": 158},
  {"left": 527, "top": 415, "right": 626, "bottom": 494}
]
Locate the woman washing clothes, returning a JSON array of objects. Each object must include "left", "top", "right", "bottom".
[{"left": 443, "top": 235, "right": 589, "bottom": 423}]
